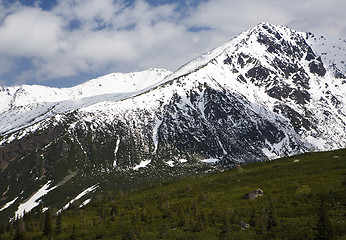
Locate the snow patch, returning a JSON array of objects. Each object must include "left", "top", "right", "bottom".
[
  {"left": 58, "top": 184, "right": 98, "bottom": 213},
  {"left": 262, "top": 147, "right": 279, "bottom": 160},
  {"left": 165, "top": 160, "right": 175, "bottom": 167},
  {"left": 113, "top": 138, "right": 120, "bottom": 167},
  {"left": 15, "top": 181, "right": 57, "bottom": 218},
  {"left": 201, "top": 158, "right": 220, "bottom": 164},
  {"left": 0, "top": 197, "right": 18, "bottom": 212},
  {"left": 133, "top": 160, "right": 151, "bottom": 170},
  {"left": 306, "top": 136, "right": 326, "bottom": 149},
  {"left": 217, "top": 138, "right": 227, "bottom": 155},
  {"left": 79, "top": 198, "right": 92, "bottom": 208},
  {"left": 152, "top": 118, "right": 162, "bottom": 153}
]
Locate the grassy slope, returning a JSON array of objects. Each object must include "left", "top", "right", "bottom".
[{"left": 1, "top": 148, "right": 345, "bottom": 239}]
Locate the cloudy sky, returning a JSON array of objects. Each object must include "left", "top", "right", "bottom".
[{"left": 0, "top": 0, "right": 345, "bottom": 87}]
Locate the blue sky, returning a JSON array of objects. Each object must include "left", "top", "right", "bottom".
[{"left": 0, "top": 0, "right": 345, "bottom": 87}]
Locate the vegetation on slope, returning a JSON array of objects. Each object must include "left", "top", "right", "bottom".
[{"left": 1, "top": 148, "right": 345, "bottom": 239}]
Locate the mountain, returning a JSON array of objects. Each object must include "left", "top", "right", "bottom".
[{"left": 0, "top": 23, "right": 345, "bottom": 221}]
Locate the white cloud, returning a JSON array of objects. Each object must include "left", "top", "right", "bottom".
[
  {"left": 282, "top": 0, "right": 346, "bottom": 37},
  {"left": 53, "top": 0, "right": 122, "bottom": 29},
  {"left": 185, "top": 0, "right": 290, "bottom": 38},
  {"left": 0, "top": 0, "right": 345, "bottom": 86},
  {"left": 185, "top": 0, "right": 346, "bottom": 47},
  {"left": 0, "top": 7, "right": 62, "bottom": 57},
  {"left": 0, "top": 0, "right": 191, "bottom": 85}
]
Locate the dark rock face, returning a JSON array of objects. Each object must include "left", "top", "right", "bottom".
[
  {"left": 266, "top": 84, "right": 311, "bottom": 105},
  {"left": 273, "top": 103, "right": 312, "bottom": 132},
  {"left": 0, "top": 125, "right": 66, "bottom": 169},
  {"left": 247, "top": 66, "right": 270, "bottom": 83},
  {"left": 329, "top": 62, "right": 346, "bottom": 79},
  {"left": 272, "top": 58, "right": 299, "bottom": 78},
  {"left": 156, "top": 85, "right": 303, "bottom": 165},
  {"left": 309, "top": 58, "right": 326, "bottom": 77},
  {"left": 305, "top": 46, "right": 316, "bottom": 61}
]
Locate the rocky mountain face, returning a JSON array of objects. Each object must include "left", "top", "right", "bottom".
[{"left": 0, "top": 23, "right": 345, "bottom": 221}]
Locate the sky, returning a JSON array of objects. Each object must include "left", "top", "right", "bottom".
[{"left": 0, "top": 0, "right": 345, "bottom": 87}]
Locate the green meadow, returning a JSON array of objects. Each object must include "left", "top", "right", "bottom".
[{"left": 1, "top": 148, "right": 345, "bottom": 240}]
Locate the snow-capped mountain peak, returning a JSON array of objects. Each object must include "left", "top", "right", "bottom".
[{"left": 0, "top": 23, "right": 345, "bottom": 221}]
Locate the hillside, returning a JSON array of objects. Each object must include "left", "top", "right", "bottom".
[{"left": 1, "top": 148, "right": 345, "bottom": 239}]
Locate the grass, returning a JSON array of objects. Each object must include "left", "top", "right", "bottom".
[{"left": 1, "top": 148, "right": 345, "bottom": 239}]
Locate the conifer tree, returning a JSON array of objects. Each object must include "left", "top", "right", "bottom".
[
  {"left": 110, "top": 206, "right": 118, "bottom": 221},
  {"left": 56, "top": 213, "right": 63, "bottom": 234},
  {"left": 13, "top": 218, "right": 26, "bottom": 240},
  {"left": 250, "top": 208, "right": 258, "bottom": 227},
  {"left": 23, "top": 211, "right": 34, "bottom": 232},
  {"left": 6, "top": 220, "right": 14, "bottom": 235},
  {"left": 162, "top": 201, "right": 171, "bottom": 218},
  {"left": 38, "top": 204, "right": 45, "bottom": 230},
  {"left": 70, "top": 225, "right": 77, "bottom": 240},
  {"left": 140, "top": 205, "right": 148, "bottom": 222},
  {"left": 43, "top": 209, "right": 53, "bottom": 238},
  {"left": 0, "top": 223, "right": 5, "bottom": 237},
  {"left": 158, "top": 223, "right": 168, "bottom": 239},
  {"left": 13, "top": 228, "right": 26, "bottom": 240},
  {"left": 177, "top": 205, "right": 187, "bottom": 228}
]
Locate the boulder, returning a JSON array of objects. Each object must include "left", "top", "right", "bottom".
[
  {"left": 239, "top": 221, "right": 250, "bottom": 230},
  {"left": 246, "top": 188, "right": 264, "bottom": 199}
]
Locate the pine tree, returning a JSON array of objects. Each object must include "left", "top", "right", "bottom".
[
  {"left": 98, "top": 204, "right": 108, "bottom": 221},
  {"left": 56, "top": 213, "right": 63, "bottom": 234},
  {"left": 250, "top": 208, "right": 258, "bottom": 227},
  {"left": 162, "top": 201, "right": 171, "bottom": 218},
  {"left": 43, "top": 209, "right": 53, "bottom": 238},
  {"left": 195, "top": 210, "right": 208, "bottom": 231},
  {"left": 158, "top": 223, "right": 168, "bottom": 239},
  {"left": 23, "top": 211, "right": 34, "bottom": 232},
  {"left": 6, "top": 220, "right": 14, "bottom": 235},
  {"left": 13, "top": 218, "right": 26, "bottom": 240},
  {"left": 110, "top": 205, "right": 118, "bottom": 221},
  {"left": 13, "top": 228, "right": 26, "bottom": 240},
  {"left": 0, "top": 223, "right": 5, "bottom": 238},
  {"left": 38, "top": 204, "right": 45, "bottom": 230},
  {"left": 177, "top": 205, "right": 187, "bottom": 228},
  {"left": 70, "top": 225, "right": 77, "bottom": 240},
  {"left": 140, "top": 205, "right": 148, "bottom": 222}
]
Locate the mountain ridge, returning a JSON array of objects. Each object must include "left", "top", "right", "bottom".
[{"left": 0, "top": 68, "right": 172, "bottom": 135}]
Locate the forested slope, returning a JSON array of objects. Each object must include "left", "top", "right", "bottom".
[{"left": 1, "top": 148, "right": 345, "bottom": 240}]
